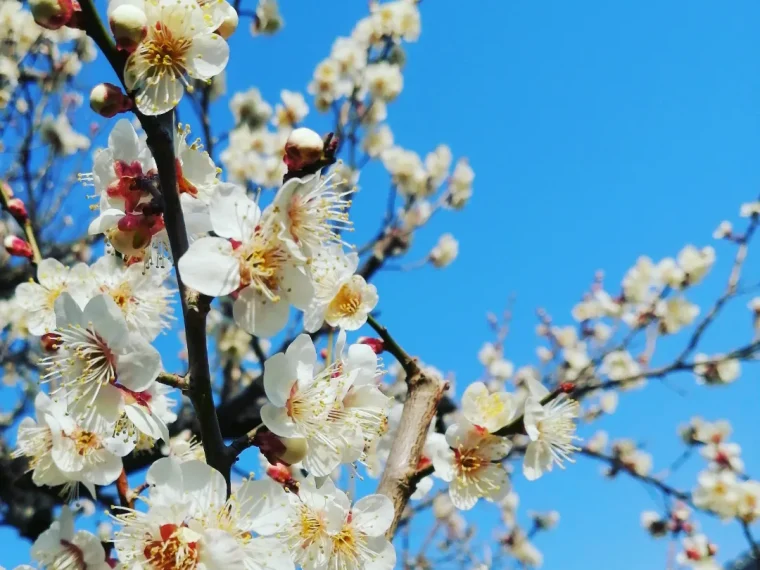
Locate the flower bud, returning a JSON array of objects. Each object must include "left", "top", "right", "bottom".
[
  {"left": 429, "top": 233, "right": 459, "bottom": 268},
  {"left": 276, "top": 436, "right": 308, "bottom": 465},
  {"left": 109, "top": 3, "right": 147, "bottom": 52},
  {"left": 89, "top": 83, "right": 132, "bottom": 118},
  {"left": 358, "top": 337, "right": 384, "bottom": 354},
  {"left": 216, "top": 5, "right": 238, "bottom": 39},
  {"left": 29, "top": 0, "right": 73, "bottom": 29},
  {"left": 4, "top": 235, "right": 33, "bottom": 259},
  {"left": 6, "top": 198, "right": 27, "bottom": 223},
  {"left": 284, "top": 127, "right": 324, "bottom": 171}
]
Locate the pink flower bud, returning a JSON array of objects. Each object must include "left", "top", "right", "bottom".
[
  {"left": 29, "top": 0, "right": 74, "bottom": 29},
  {"left": 4, "top": 235, "right": 33, "bottom": 259},
  {"left": 284, "top": 127, "right": 324, "bottom": 171},
  {"left": 109, "top": 3, "right": 147, "bottom": 52},
  {"left": 89, "top": 83, "right": 133, "bottom": 118},
  {"left": 6, "top": 198, "right": 27, "bottom": 222},
  {"left": 358, "top": 336, "right": 384, "bottom": 354}
]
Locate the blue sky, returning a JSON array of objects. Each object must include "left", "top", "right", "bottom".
[{"left": 3, "top": 0, "right": 760, "bottom": 568}]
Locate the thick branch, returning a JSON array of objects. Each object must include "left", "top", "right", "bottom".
[{"left": 367, "top": 315, "right": 444, "bottom": 538}]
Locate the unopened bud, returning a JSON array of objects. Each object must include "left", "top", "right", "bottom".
[
  {"left": 6, "top": 198, "right": 27, "bottom": 223},
  {"left": 41, "top": 333, "right": 62, "bottom": 352},
  {"left": 109, "top": 3, "right": 147, "bottom": 52},
  {"left": 277, "top": 436, "right": 308, "bottom": 465},
  {"left": 90, "top": 83, "right": 132, "bottom": 118},
  {"left": 4, "top": 235, "right": 33, "bottom": 259},
  {"left": 284, "top": 128, "right": 324, "bottom": 171},
  {"left": 358, "top": 337, "right": 384, "bottom": 354},
  {"left": 29, "top": 0, "right": 73, "bottom": 29},
  {"left": 216, "top": 5, "right": 238, "bottom": 39}
]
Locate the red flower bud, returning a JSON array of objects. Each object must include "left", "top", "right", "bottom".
[
  {"left": 559, "top": 382, "right": 575, "bottom": 394},
  {"left": 4, "top": 235, "right": 33, "bottom": 259},
  {"left": 29, "top": 0, "right": 74, "bottom": 29},
  {"left": 358, "top": 336, "right": 384, "bottom": 354},
  {"left": 6, "top": 197, "right": 28, "bottom": 223},
  {"left": 284, "top": 128, "right": 324, "bottom": 171},
  {"left": 89, "top": 83, "right": 133, "bottom": 118}
]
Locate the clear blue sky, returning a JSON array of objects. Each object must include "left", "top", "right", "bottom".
[{"left": 3, "top": 1, "right": 760, "bottom": 568}]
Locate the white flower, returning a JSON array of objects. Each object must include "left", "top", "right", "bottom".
[
  {"left": 270, "top": 173, "right": 353, "bottom": 259},
  {"left": 124, "top": 0, "right": 229, "bottom": 115},
  {"left": 46, "top": 402, "right": 127, "bottom": 497},
  {"left": 600, "top": 350, "right": 640, "bottom": 382},
  {"left": 364, "top": 62, "right": 403, "bottom": 101},
  {"left": 737, "top": 481, "right": 760, "bottom": 523},
  {"left": 505, "top": 528, "right": 543, "bottom": 568},
  {"left": 430, "top": 233, "right": 458, "bottom": 268},
  {"left": 304, "top": 246, "right": 378, "bottom": 332},
  {"left": 478, "top": 342, "right": 501, "bottom": 366},
  {"left": 273, "top": 89, "right": 309, "bottom": 129},
  {"left": 90, "top": 254, "right": 174, "bottom": 341},
  {"left": 260, "top": 334, "right": 380, "bottom": 476},
  {"left": 693, "top": 470, "right": 739, "bottom": 519},
  {"left": 701, "top": 442, "right": 744, "bottom": 473},
  {"left": 252, "top": 0, "right": 283, "bottom": 35},
  {"left": 363, "top": 124, "right": 394, "bottom": 157},
  {"left": 657, "top": 296, "right": 699, "bottom": 334},
  {"left": 677, "top": 534, "right": 720, "bottom": 570},
  {"left": 432, "top": 419, "right": 511, "bottom": 510},
  {"left": 740, "top": 201, "right": 760, "bottom": 217},
  {"left": 677, "top": 245, "right": 715, "bottom": 285},
  {"left": 382, "top": 146, "right": 427, "bottom": 196},
  {"left": 622, "top": 256, "right": 658, "bottom": 303},
  {"left": 114, "top": 457, "right": 293, "bottom": 570},
  {"left": 424, "top": 144, "right": 452, "bottom": 188},
  {"left": 448, "top": 158, "right": 474, "bottom": 209},
  {"left": 713, "top": 220, "right": 732, "bottom": 239},
  {"left": 13, "top": 392, "right": 72, "bottom": 488},
  {"left": 280, "top": 476, "right": 395, "bottom": 570},
  {"left": 694, "top": 354, "right": 741, "bottom": 385},
  {"left": 41, "top": 113, "right": 90, "bottom": 155},
  {"left": 32, "top": 506, "right": 110, "bottom": 570},
  {"left": 14, "top": 258, "right": 93, "bottom": 335},
  {"left": 178, "top": 183, "right": 313, "bottom": 337},
  {"left": 461, "top": 382, "right": 513, "bottom": 433},
  {"left": 86, "top": 119, "right": 211, "bottom": 263},
  {"left": 175, "top": 122, "right": 220, "bottom": 203},
  {"left": 488, "top": 358, "right": 514, "bottom": 381},
  {"left": 230, "top": 87, "right": 272, "bottom": 128},
  {"left": 43, "top": 293, "right": 162, "bottom": 432},
  {"left": 522, "top": 380, "right": 580, "bottom": 481}
]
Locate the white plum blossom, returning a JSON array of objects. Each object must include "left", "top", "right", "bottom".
[
  {"left": 273, "top": 89, "right": 309, "bottom": 128},
  {"left": 114, "top": 457, "right": 293, "bottom": 569},
  {"left": 677, "top": 245, "right": 715, "bottom": 285},
  {"left": 693, "top": 470, "right": 740, "bottom": 519},
  {"left": 179, "top": 183, "right": 313, "bottom": 337},
  {"left": 13, "top": 392, "right": 73, "bottom": 489},
  {"left": 124, "top": 0, "right": 230, "bottom": 115},
  {"left": 14, "top": 258, "right": 93, "bottom": 335},
  {"left": 261, "top": 334, "right": 387, "bottom": 476},
  {"left": 31, "top": 506, "right": 110, "bottom": 570},
  {"left": 522, "top": 380, "right": 580, "bottom": 481},
  {"left": 430, "top": 233, "right": 459, "bottom": 268},
  {"left": 432, "top": 419, "right": 511, "bottom": 510},
  {"left": 89, "top": 254, "right": 174, "bottom": 341},
  {"left": 677, "top": 534, "right": 720, "bottom": 570},
  {"left": 43, "top": 293, "right": 162, "bottom": 432},
  {"left": 657, "top": 296, "right": 699, "bottom": 334},
  {"left": 461, "top": 381, "right": 513, "bottom": 434},
  {"left": 304, "top": 246, "right": 378, "bottom": 332},
  {"left": 694, "top": 354, "right": 741, "bottom": 385}
]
